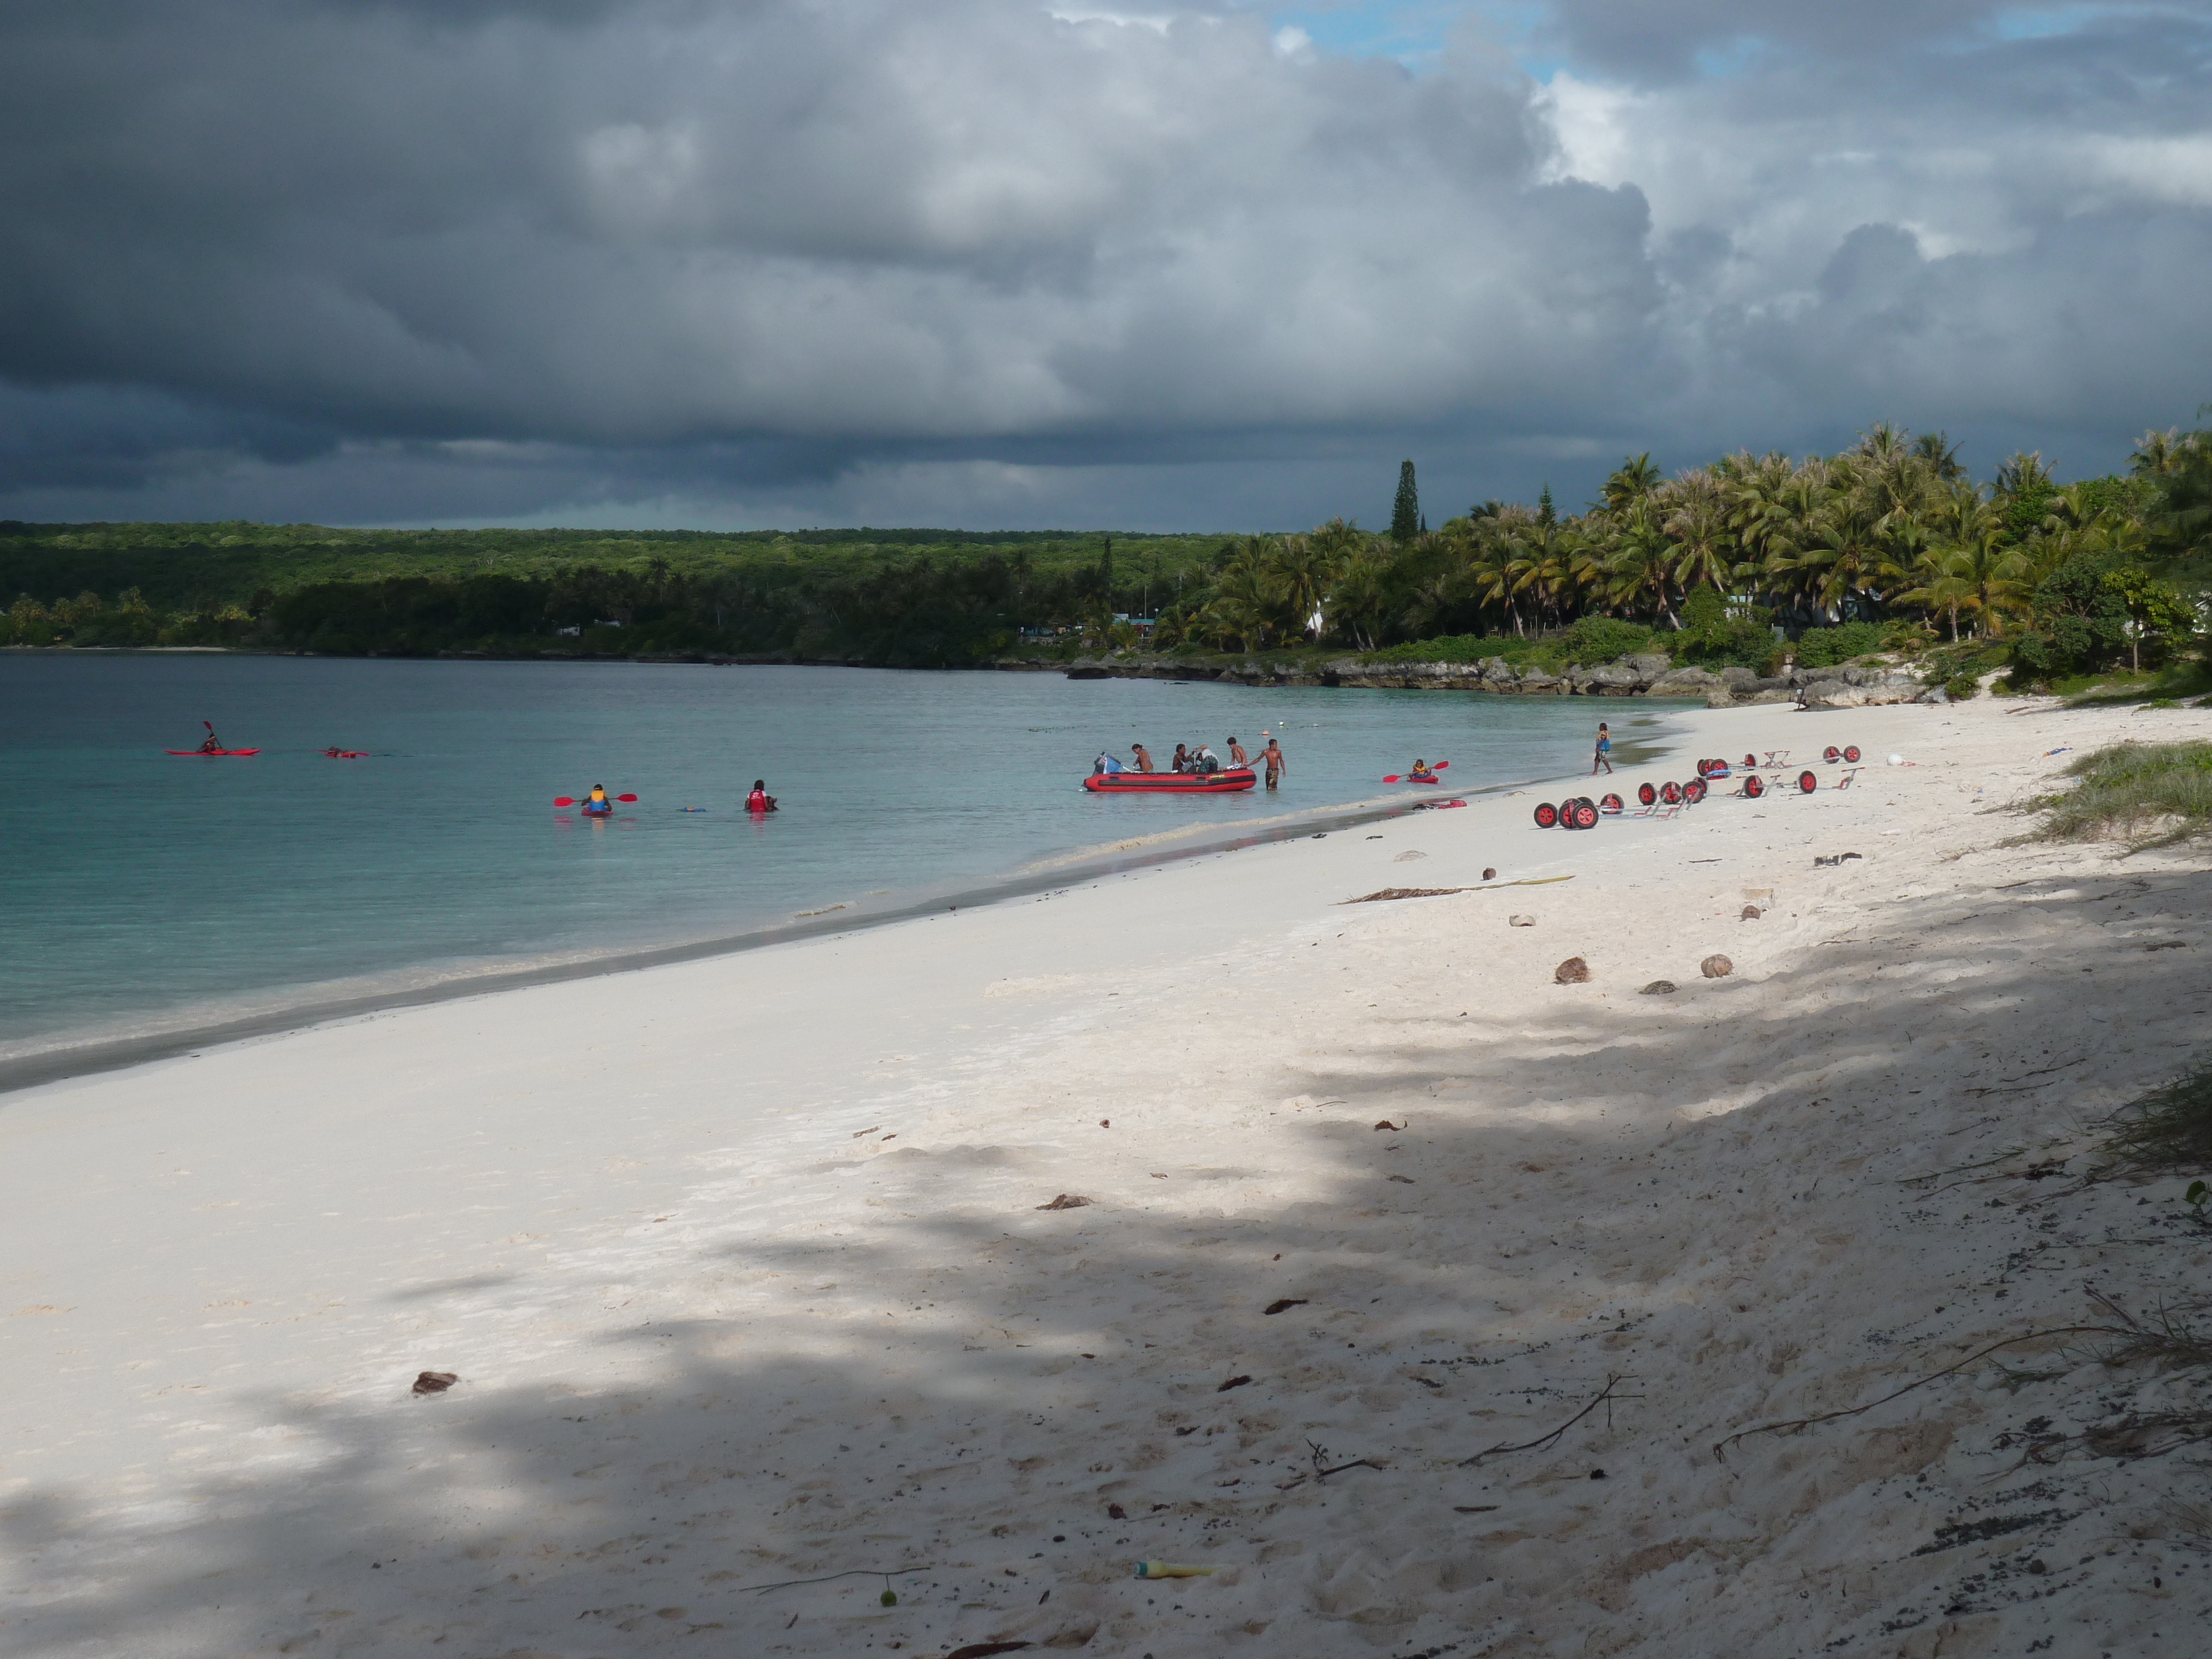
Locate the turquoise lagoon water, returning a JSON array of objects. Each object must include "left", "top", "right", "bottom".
[{"left": 2, "top": 653, "right": 1680, "bottom": 1059}]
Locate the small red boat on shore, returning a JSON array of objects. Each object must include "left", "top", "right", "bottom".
[{"left": 1083, "top": 768, "right": 1256, "bottom": 794}]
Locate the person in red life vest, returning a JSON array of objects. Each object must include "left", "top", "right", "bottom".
[{"left": 745, "top": 779, "right": 778, "bottom": 813}]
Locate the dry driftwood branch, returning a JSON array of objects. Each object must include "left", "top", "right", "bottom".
[
  {"left": 1459, "top": 1374, "right": 1641, "bottom": 1466},
  {"left": 739, "top": 1564, "right": 936, "bottom": 1596},
  {"left": 1713, "top": 1326, "right": 2124, "bottom": 1462},
  {"left": 1342, "top": 875, "right": 1577, "bottom": 904},
  {"left": 1307, "top": 1437, "right": 1385, "bottom": 1479}
]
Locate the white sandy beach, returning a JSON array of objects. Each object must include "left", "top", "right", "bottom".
[{"left": 5, "top": 692, "right": 2210, "bottom": 1658}]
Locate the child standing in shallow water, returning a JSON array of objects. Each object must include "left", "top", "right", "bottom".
[{"left": 1592, "top": 722, "right": 1613, "bottom": 775}]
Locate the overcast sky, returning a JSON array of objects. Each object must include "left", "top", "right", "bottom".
[{"left": 2, "top": 0, "right": 2208, "bottom": 530}]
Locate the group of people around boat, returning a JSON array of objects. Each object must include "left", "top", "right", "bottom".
[{"left": 1095, "top": 733, "right": 1287, "bottom": 789}]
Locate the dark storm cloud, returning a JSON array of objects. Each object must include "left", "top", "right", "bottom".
[{"left": 1, "top": 0, "right": 2209, "bottom": 526}]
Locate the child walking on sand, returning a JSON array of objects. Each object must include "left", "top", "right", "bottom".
[{"left": 1592, "top": 722, "right": 1613, "bottom": 775}]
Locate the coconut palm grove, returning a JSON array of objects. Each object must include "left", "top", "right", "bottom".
[{"left": 5, "top": 414, "right": 2209, "bottom": 692}]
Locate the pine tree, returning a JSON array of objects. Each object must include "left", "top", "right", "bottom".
[
  {"left": 1537, "top": 483, "right": 1556, "bottom": 528},
  {"left": 1390, "top": 461, "right": 1421, "bottom": 544}
]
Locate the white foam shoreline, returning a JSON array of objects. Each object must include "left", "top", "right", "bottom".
[{"left": 7, "top": 692, "right": 2205, "bottom": 1657}]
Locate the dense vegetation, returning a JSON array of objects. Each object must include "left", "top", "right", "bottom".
[
  {"left": 0, "top": 526, "right": 1214, "bottom": 667},
  {"left": 1140, "top": 424, "right": 2211, "bottom": 691},
  {"left": 5, "top": 414, "right": 2209, "bottom": 676}
]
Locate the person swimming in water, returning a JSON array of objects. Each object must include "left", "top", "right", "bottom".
[
  {"left": 581, "top": 784, "right": 614, "bottom": 816},
  {"left": 745, "top": 779, "right": 778, "bottom": 812}
]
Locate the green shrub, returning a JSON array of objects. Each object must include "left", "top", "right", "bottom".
[
  {"left": 1561, "top": 615, "right": 1655, "bottom": 665},
  {"left": 1672, "top": 586, "right": 1773, "bottom": 669},
  {"left": 1795, "top": 621, "right": 1887, "bottom": 669},
  {"left": 1944, "top": 672, "right": 1980, "bottom": 701},
  {"left": 1361, "top": 633, "right": 1528, "bottom": 665}
]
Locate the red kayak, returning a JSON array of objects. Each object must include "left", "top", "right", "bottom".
[
  {"left": 165, "top": 748, "right": 261, "bottom": 756},
  {"left": 1084, "top": 768, "right": 1256, "bottom": 793}
]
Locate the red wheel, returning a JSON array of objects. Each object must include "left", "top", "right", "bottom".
[
  {"left": 1533, "top": 801, "right": 1558, "bottom": 828},
  {"left": 1799, "top": 770, "right": 1818, "bottom": 793},
  {"left": 1823, "top": 745, "right": 1840, "bottom": 764},
  {"left": 1744, "top": 774, "right": 1765, "bottom": 799},
  {"left": 1660, "top": 781, "right": 1683, "bottom": 804},
  {"left": 1743, "top": 753, "right": 1757, "bottom": 769},
  {"left": 1573, "top": 802, "right": 1599, "bottom": 829},
  {"left": 1599, "top": 792, "right": 1623, "bottom": 812},
  {"left": 1637, "top": 782, "right": 1656, "bottom": 806},
  {"left": 1843, "top": 745, "right": 1861, "bottom": 763},
  {"left": 1695, "top": 758, "right": 1711, "bottom": 776},
  {"left": 1685, "top": 778, "right": 1707, "bottom": 804}
]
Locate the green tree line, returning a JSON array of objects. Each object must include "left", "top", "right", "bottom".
[{"left": 7, "top": 414, "right": 2210, "bottom": 679}]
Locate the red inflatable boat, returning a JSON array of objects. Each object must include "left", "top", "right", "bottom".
[{"left": 1083, "top": 768, "right": 1256, "bottom": 794}]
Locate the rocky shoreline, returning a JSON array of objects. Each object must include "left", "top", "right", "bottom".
[{"left": 997, "top": 650, "right": 1949, "bottom": 708}]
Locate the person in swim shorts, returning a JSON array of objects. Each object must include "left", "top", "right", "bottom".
[
  {"left": 1261, "top": 737, "right": 1285, "bottom": 789},
  {"left": 1227, "top": 735, "right": 1249, "bottom": 769},
  {"left": 1591, "top": 722, "right": 1613, "bottom": 775}
]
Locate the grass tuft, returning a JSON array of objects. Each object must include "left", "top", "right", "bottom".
[
  {"left": 2032, "top": 741, "right": 2212, "bottom": 848},
  {"left": 2099, "top": 1053, "right": 2212, "bottom": 1178}
]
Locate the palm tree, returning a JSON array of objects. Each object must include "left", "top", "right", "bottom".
[
  {"left": 1715, "top": 451, "right": 1802, "bottom": 606},
  {"left": 1466, "top": 520, "right": 1526, "bottom": 635},
  {"left": 1601, "top": 453, "right": 1661, "bottom": 514},
  {"left": 1912, "top": 431, "right": 1966, "bottom": 481},
  {"left": 1325, "top": 536, "right": 1395, "bottom": 650},
  {"left": 1602, "top": 509, "right": 1676, "bottom": 625},
  {"left": 1269, "top": 531, "right": 1340, "bottom": 640},
  {"left": 1660, "top": 468, "right": 1735, "bottom": 602},
  {"left": 1505, "top": 521, "right": 1584, "bottom": 631},
  {"left": 1897, "top": 488, "right": 2029, "bottom": 638}
]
